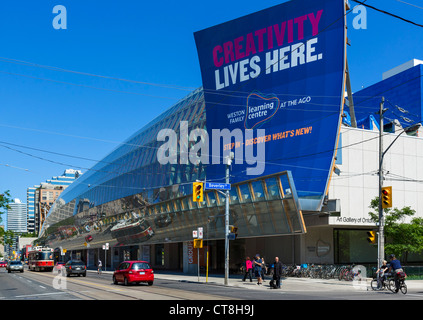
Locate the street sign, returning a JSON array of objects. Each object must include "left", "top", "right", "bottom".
[
  {"left": 205, "top": 182, "right": 231, "bottom": 190},
  {"left": 192, "top": 230, "right": 198, "bottom": 238},
  {"left": 198, "top": 227, "right": 203, "bottom": 239}
]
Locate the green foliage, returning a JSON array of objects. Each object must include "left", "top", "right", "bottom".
[
  {"left": 0, "top": 190, "right": 12, "bottom": 222},
  {"left": 0, "top": 190, "right": 13, "bottom": 244},
  {"left": 369, "top": 197, "right": 423, "bottom": 261}
]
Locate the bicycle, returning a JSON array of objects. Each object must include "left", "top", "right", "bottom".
[
  {"left": 370, "top": 273, "right": 394, "bottom": 291},
  {"left": 388, "top": 272, "right": 407, "bottom": 294}
]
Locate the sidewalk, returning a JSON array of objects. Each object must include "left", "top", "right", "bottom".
[{"left": 87, "top": 269, "right": 423, "bottom": 292}]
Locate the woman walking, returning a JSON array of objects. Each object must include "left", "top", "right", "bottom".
[{"left": 242, "top": 257, "right": 253, "bottom": 282}]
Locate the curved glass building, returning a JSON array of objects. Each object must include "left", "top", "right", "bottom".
[{"left": 40, "top": 87, "right": 306, "bottom": 272}]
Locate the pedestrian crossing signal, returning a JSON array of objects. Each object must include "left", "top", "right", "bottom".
[
  {"left": 367, "top": 231, "right": 376, "bottom": 244},
  {"left": 229, "top": 225, "right": 238, "bottom": 240},
  {"left": 381, "top": 186, "right": 392, "bottom": 209},
  {"left": 193, "top": 239, "right": 203, "bottom": 248},
  {"left": 193, "top": 182, "right": 204, "bottom": 202}
]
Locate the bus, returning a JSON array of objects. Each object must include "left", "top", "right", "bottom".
[{"left": 28, "top": 246, "right": 54, "bottom": 271}]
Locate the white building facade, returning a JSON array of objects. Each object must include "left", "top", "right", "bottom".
[
  {"left": 7, "top": 199, "right": 27, "bottom": 233},
  {"left": 299, "top": 124, "right": 423, "bottom": 265}
]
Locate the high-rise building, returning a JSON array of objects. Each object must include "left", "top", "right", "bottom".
[
  {"left": 27, "top": 169, "right": 82, "bottom": 235},
  {"left": 7, "top": 199, "right": 27, "bottom": 233}
]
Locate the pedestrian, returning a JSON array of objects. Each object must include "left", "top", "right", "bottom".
[
  {"left": 97, "top": 259, "right": 102, "bottom": 275},
  {"left": 242, "top": 257, "right": 253, "bottom": 282},
  {"left": 261, "top": 257, "right": 267, "bottom": 282},
  {"left": 253, "top": 254, "right": 263, "bottom": 285},
  {"left": 272, "top": 257, "right": 283, "bottom": 289}
]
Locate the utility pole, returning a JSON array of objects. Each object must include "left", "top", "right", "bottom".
[
  {"left": 224, "top": 152, "right": 233, "bottom": 286},
  {"left": 378, "top": 97, "right": 386, "bottom": 269}
]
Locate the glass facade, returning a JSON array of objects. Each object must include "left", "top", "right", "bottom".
[{"left": 39, "top": 87, "right": 306, "bottom": 252}]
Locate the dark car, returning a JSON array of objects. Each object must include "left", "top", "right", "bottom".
[
  {"left": 113, "top": 261, "right": 154, "bottom": 286},
  {"left": 65, "top": 260, "right": 87, "bottom": 277},
  {"left": 7, "top": 260, "right": 24, "bottom": 273}
]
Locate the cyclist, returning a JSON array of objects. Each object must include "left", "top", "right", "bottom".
[
  {"left": 388, "top": 254, "right": 403, "bottom": 293},
  {"left": 375, "top": 260, "right": 389, "bottom": 289}
]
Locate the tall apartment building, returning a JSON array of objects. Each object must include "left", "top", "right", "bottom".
[
  {"left": 27, "top": 169, "right": 82, "bottom": 235},
  {"left": 7, "top": 199, "right": 27, "bottom": 233}
]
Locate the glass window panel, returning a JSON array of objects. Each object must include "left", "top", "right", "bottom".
[
  {"left": 238, "top": 184, "right": 252, "bottom": 203},
  {"left": 253, "top": 201, "right": 274, "bottom": 234},
  {"left": 188, "top": 197, "right": 197, "bottom": 210},
  {"left": 206, "top": 192, "right": 217, "bottom": 207},
  {"left": 251, "top": 181, "right": 265, "bottom": 201},
  {"left": 279, "top": 175, "right": 292, "bottom": 197},
  {"left": 181, "top": 198, "right": 189, "bottom": 211},
  {"left": 239, "top": 203, "right": 259, "bottom": 234},
  {"left": 216, "top": 190, "right": 226, "bottom": 206},
  {"left": 282, "top": 198, "right": 302, "bottom": 232},
  {"left": 207, "top": 206, "right": 225, "bottom": 238},
  {"left": 229, "top": 187, "right": 239, "bottom": 205},
  {"left": 265, "top": 177, "right": 281, "bottom": 200},
  {"left": 173, "top": 200, "right": 181, "bottom": 212},
  {"left": 267, "top": 200, "right": 290, "bottom": 234}
]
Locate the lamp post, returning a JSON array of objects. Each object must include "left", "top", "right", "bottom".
[{"left": 377, "top": 97, "right": 421, "bottom": 269}]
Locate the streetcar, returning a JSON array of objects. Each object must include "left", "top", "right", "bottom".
[{"left": 28, "top": 246, "right": 54, "bottom": 271}]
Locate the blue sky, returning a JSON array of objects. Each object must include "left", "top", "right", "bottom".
[{"left": 0, "top": 0, "right": 422, "bottom": 209}]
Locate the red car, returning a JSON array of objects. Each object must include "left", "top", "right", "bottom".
[
  {"left": 0, "top": 261, "right": 7, "bottom": 268},
  {"left": 113, "top": 261, "right": 154, "bottom": 286},
  {"left": 54, "top": 262, "right": 66, "bottom": 273}
]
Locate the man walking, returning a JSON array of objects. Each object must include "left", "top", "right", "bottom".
[
  {"left": 97, "top": 259, "right": 102, "bottom": 275},
  {"left": 272, "top": 257, "right": 283, "bottom": 289}
]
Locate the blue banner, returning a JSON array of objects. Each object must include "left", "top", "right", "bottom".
[{"left": 194, "top": 0, "right": 346, "bottom": 210}]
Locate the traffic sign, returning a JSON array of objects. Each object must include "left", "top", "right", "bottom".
[{"left": 205, "top": 182, "right": 231, "bottom": 190}]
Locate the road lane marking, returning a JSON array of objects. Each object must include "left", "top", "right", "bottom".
[{"left": 13, "top": 292, "right": 69, "bottom": 299}]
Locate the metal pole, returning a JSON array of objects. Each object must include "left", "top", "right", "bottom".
[
  {"left": 224, "top": 158, "right": 230, "bottom": 286},
  {"left": 206, "top": 250, "right": 209, "bottom": 283},
  {"left": 378, "top": 97, "right": 385, "bottom": 269}
]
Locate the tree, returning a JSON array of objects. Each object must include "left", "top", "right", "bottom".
[
  {"left": 0, "top": 191, "right": 12, "bottom": 245},
  {"left": 369, "top": 197, "right": 423, "bottom": 262}
]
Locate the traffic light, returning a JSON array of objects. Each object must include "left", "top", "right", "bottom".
[
  {"left": 367, "top": 231, "right": 376, "bottom": 244},
  {"left": 228, "top": 225, "right": 238, "bottom": 240},
  {"left": 381, "top": 186, "right": 392, "bottom": 209},
  {"left": 193, "top": 182, "right": 204, "bottom": 202}
]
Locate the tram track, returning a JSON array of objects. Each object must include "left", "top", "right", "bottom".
[{"left": 18, "top": 268, "right": 231, "bottom": 300}]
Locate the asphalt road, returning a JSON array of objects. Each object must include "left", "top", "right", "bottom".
[{"left": 1, "top": 266, "right": 423, "bottom": 301}]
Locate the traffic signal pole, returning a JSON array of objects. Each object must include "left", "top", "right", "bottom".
[
  {"left": 378, "top": 97, "right": 386, "bottom": 270},
  {"left": 224, "top": 154, "right": 232, "bottom": 286},
  {"left": 222, "top": 152, "right": 235, "bottom": 285}
]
